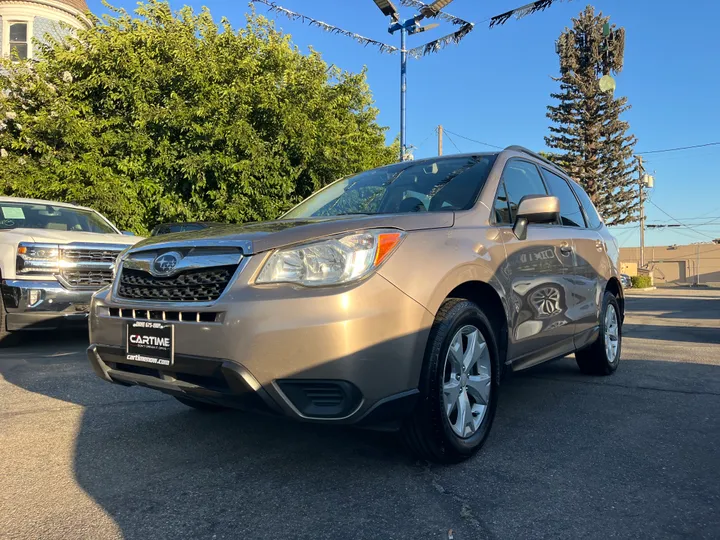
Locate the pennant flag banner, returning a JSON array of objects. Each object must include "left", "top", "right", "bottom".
[
  {"left": 399, "top": 0, "right": 472, "bottom": 27},
  {"left": 252, "top": 0, "right": 398, "bottom": 54},
  {"left": 407, "top": 23, "right": 474, "bottom": 58},
  {"left": 489, "top": 0, "right": 574, "bottom": 28},
  {"left": 253, "top": 0, "right": 475, "bottom": 59}
]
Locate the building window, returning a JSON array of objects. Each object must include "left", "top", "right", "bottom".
[{"left": 9, "top": 23, "right": 29, "bottom": 59}]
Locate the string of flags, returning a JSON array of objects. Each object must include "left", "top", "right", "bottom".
[
  {"left": 251, "top": 0, "right": 398, "bottom": 54},
  {"left": 252, "top": 0, "right": 474, "bottom": 60},
  {"left": 253, "top": 0, "right": 574, "bottom": 59},
  {"left": 489, "top": 0, "right": 573, "bottom": 28},
  {"left": 399, "top": 0, "right": 471, "bottom": 27},
  {"left": 407, "top": 23, "right": 474, "bottom": 58},
  {"left": 399, "top": 0, "right": 475, "bottom": 59}
]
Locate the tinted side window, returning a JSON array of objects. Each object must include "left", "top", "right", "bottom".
[
  {"left": 496, "top": 160, "right": 548, "bottom": 223},
  {"left": 570, "top": 182, "right": 603, "bottom": 229},
  {"left": 542, "top": 169, "right": 586, "bottom": 227}
]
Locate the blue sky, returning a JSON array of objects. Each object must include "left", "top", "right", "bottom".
[{"left": 88, "top": 0, "right": 720, "bottom": 248}]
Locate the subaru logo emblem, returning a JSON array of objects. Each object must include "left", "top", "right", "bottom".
[{"left": 152, "top": 252, "right": 181, "bottom": 277}]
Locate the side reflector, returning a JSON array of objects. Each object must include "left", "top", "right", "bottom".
[{"left": 374, "top": 232, "right": 403, "bottom": 266}]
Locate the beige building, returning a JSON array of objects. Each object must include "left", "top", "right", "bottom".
[
  {"left": 620, "top": 242, "right": 720, "bottom": 285},
  {"left": 0, "top": 0, "right": 90, "bottom": 60}
]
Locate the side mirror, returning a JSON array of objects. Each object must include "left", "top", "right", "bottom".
[
  {"left": 121, "top": 231, "right": 135, "bottom": 236},
  {"left": 513, "top": 195, "right": 560, "bottom": 241}
]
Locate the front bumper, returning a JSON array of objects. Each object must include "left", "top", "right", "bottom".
[
  {"left": 1, "top": 279, "right": 94, "bottom": 331},
  {"left": 88, "top": 270, "right": 434, "bottom": 427}
]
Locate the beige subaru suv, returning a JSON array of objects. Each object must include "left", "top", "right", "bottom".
[{"left": 88, "top": 146, "right": 624, "bottom": 463}]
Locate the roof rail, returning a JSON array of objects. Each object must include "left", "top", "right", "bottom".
[{"left": 503, "top": 145, "right": 569, "bottom": 175}]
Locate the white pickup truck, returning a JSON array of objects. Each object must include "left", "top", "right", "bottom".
[{"left": 0, "top": 197, "right": 141, "bottom": 340}]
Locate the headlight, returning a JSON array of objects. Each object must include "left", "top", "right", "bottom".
[
  {"left": 256, "top": 229, "right": 405, "bottom": 287},
  {"left": 17, "top": 243, "right": 60, "bottom": 274}
]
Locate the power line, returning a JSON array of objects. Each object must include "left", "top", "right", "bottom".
[
  {"left": 614, "top": 228, "right": 636, "bottom": 247},
  {"left": 412, "top": 129, "right": 437, "bottom": 150},
  {"left": 636, "top": 142, "right": 720, "bottom": 155},
  {"left": 443, "top": 130, "right": 464, "bottom": 154},
  {"left": 443, "top": 129, "right": 502, "bottom": 149},
  {"left": 646, "top": 200, "right": 719, "bottom": 241},
  {"left": 648, "top": 216, "right": 720, "bottom": 222}
]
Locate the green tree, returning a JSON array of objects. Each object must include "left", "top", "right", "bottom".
[
  {"left": 0, "top": 1, "right": 396, "bottom": 233},
  {"left": 545, "top": 6, "right": 638, "bottom": 225}
]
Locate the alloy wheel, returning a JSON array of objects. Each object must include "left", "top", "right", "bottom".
[
  {"left": 604, "top": 304, "right": 619, "bottom": 363},
  {"left": 442, "top": 325, "right": 492, "bottom": 438}
]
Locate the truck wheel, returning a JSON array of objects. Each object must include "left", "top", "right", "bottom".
[
  {"left": 174, "top": 396, "right": 230, "bottom": 412},
  {"left": 0, "top": 291, "right": 16, "bottom": 345},
  {"left": 402, "top": 299, "right": 499, "bottom": 464},
  {"left": 575, "top": 291, "right": 621, "bottom": 376}
]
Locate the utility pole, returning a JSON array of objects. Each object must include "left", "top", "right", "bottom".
[
  {"left": 695, "top": 243, "right": 701, "bottom": 286},
  {"left": 636, "top": 155, "right": 645, "bottom": 268},
  {"left": 399, "top": 27, "right": 407, "bottom": 161},
  {"left": 437, "top": 125, "right": 443, "bottom": 156}
]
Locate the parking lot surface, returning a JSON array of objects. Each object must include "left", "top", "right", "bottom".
[{"left": 1, "top": 288, "right": 719, "bottom": 539}]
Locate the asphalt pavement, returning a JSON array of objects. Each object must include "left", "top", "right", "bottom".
[{"left": 1, "top": 288, "right": 719, "bottom": 540}]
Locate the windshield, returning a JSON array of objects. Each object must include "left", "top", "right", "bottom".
[
  {"left": 0, "top": 203, "right": 118, "bottom": 234},
  {"left": 283, "top": 155, "right": 497, "bottom": 219}
]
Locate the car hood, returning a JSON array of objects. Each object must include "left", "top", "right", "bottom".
[
  {"left": 129, "top": 213, "right": 454, "bottom": 254},
  {"left": 2, "top": 228, "right": 142, "bottom": 246}
]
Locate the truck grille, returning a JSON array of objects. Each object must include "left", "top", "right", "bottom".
[
  {"left": 58, "top": 246, "right": 124, "bottom": 290},
  {"left": 61, "top": 269, "right": 114, "bottom": 288},
  {"left": 117, "top": 266, "right": 237, "bottom": 302},
  {"left": 61, "top": 248, "right": 120, "bottom": 264}
]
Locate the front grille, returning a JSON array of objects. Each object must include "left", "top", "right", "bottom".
[
  {"left": 61, "top": 248, "right": 121, "bottom": 263},
  {"left": 58, "top": 247, "right": 123, "bottom": 290},
  {"left": 117, "top": 265, "right": 237, "bottom": 302},
  {"left": 60, "top": 269, "right": 114, "bottom": 288}
]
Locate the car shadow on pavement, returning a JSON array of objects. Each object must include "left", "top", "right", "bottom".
[
  {"left": 625, "top": 295, "right": 720, "bottom": 321},
  {"left": 623, "top": 323, "right": 720, "bottom": 344},
  {"left": 2, "top": 334, "right": 720, "bottom": 539}
]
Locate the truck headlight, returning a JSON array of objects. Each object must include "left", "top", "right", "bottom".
[
  {"left": 17, "top": 243, "right": 60, "bottom": 274},
  {"left": 256, "top": 229, "right": 405, "bottom": 287}
]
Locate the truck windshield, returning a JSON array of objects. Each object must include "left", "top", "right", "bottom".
[
  {"left": 284, "top": 155, "right": 497, "bottom": 219},
  {"left": 0, "top": 203, "right": 117, "bottom": 234}
]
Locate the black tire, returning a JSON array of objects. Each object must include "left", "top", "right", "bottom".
[
  {"left": 0, "top": 289, "right": 18, "bottom": 346},
  {"left": 575, "top": 291, "right": 622, "bottom": 376},
  {"left": 174, "top": 396, "right": 229, "bottom": 412},
  {"left": 402, "top": 299, "right": 500, "bottom": 464}
]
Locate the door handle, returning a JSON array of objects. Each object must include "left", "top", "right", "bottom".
[{"left": 559, "top": 242, "right": 573, "bottom": 255}]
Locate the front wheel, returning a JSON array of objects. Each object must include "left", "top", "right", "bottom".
[
  {"left": 575, "top": 291, "right": 622, "bottom": 375},
  {"left": 0, "top": 290, "right": 17, "bottom": 346},
  {"left": 402, "top": 299, "right": 500, "bottom": 464}
]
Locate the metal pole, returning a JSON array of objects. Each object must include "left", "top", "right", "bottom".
[
  {"left": 637, "top": 156, "right": 645, "bottom": 268},
  {"left": 438, "top": 125, "right": 443, "bottom": 156},
  {"left": 696, "top": 243, "right": 700, "bottom": 286},
  {"left": 400, "top": 27, "right": 407, "bottom": 161}
]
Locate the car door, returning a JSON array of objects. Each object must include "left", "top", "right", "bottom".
[
  {"left": 494, "top": 159, "right": 578, "bottom": 366},
  {"left": 541, "top": 168, "right": 607, "bottom": 344}
]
